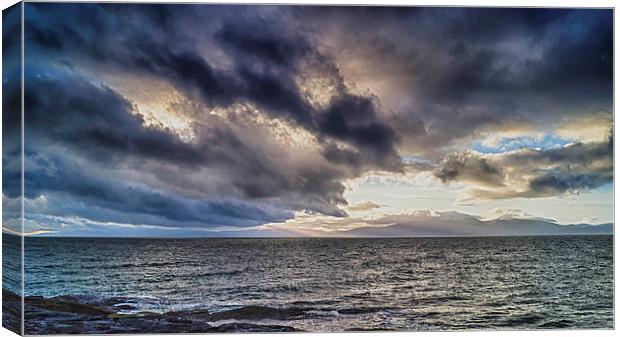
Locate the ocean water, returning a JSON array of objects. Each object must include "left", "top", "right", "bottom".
[
  {"left": 14, "top": 235, "right": 614, "bottom": 331},
  {"left": 2, "top": 234, "right": 21, "bottom": 295}
]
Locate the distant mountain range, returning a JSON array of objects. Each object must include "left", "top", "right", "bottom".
[
  {"left": 329, "top": 217, "right": 613, "bottom": 238},
  {"left": 244, "top": 211, "right": 613, "bottom": 238},
  {"left": 23, "top": 211, "right": 613, "bottom": 238}
]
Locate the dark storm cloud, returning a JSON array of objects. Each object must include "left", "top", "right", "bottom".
[
  {"left": 2, "top": 4, "right": 22, "bottom": 212},
  {"left": 15, "top": 153, "right": 291, "bottom": 229},
  {"left": 321, "top": 96, "right": 398, "bottom": 153},
  {"left": 424, "top": 9, "right": 613, "bottom": 105},
  {"left": 214, "top": 22, "right": 312, "bottom": 67},
  {"left": 434, "top": 152, "right": 505, "bottom": 187},
  {"left": 19, "top": 3, "right": 411, "bottom": 229},
  {"left": 18, "top": 73, "right": 351, "bottom": 218},
  {"left": 23, "top": 75, "right": 204, "bottom": 164},
  {"left": 295, "top": 7, "right": 613, "bottom": 154},
  {"left": 24, "top": 3, "right": 399, "bottom": 169},
  {"left": 528, "top": 172, "right": 612, "bottom": 196},
  {"left": 16, "top": 4, "right": 613, "bottom": 232}
]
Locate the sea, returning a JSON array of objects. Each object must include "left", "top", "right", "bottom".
[{"left": 4, "top": 235, "right": 614, "bottom": 331}]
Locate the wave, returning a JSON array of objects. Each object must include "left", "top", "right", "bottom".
[
  {"left": 14, "top": 289, "right": 303, "bottom": 334},
  {"left": 15, "top": 288, "right": 406, "bottom": 334}
]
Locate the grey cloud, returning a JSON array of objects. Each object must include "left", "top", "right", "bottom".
[
  {"left": 528, "top": 172, "right": 613, "bottom": 196},
  {"left": 347, "top": 201, "right": 382, "bottom": 211},
  {"left": 296, "top": 7, "right": 612, "bottom": 157},
  {"left": 20, "top": 3, "right": 422, "bottom": 229},
  {"left": 214, "top": 21, "right": 312, "bottom": 67},
  {"left": 436, "top": 136, "right": 612, "bottom": 199},
  {"left": 21, "top": 73, "right": 355, "bottom": 218},
  {"left": 21, "top": 153, "right": 293, "bottom": 228},
  {"left": 13, "top": 4, "right": 613, "bottom": 232},
  {"left": 435, "top": 152, "right": 505, "bottom": 187},
  {"left": 24, "top": 75, "right": 205, "bottom": 165},
  {"left": 25, "top": 3, "right": 402, "bottom": 172}
]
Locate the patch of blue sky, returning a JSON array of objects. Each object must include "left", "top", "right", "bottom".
[
  {"left": 401, "top": 155, "right": 433, "bottom": 164},
  {"left": 472, "top": 133, "right": 571, "bottom": 154},
  {"left": 594, "top": 182, "right": 613, "bottom": 192}
]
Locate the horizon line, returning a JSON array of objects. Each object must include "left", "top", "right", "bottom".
[{"left": 4, "top": 232, "right": 613, "bottom": 239}]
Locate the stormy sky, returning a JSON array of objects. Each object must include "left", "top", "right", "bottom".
[{"left": 2, "top": 4, "right": 613, "bottom": 236}]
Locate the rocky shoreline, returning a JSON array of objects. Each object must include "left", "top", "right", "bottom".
[{"left": 3, "top": 289, "right": 302, "bottom": 334}]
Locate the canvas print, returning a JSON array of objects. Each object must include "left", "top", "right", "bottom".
[{"left": 2, "top": 2, "right": 614, "bottom": 335}]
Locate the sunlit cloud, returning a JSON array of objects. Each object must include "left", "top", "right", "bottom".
[{"left": 4, "top": 4, "right": 611, "bottom": 236}]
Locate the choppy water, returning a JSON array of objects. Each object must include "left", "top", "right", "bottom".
[{"left": 12, "top": 236, "right": 615, "bottom": 331}]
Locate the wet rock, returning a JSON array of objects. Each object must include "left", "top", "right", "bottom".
[
  {"left": 167, "top": 308, "right": 211, "bottom": 320},
  {"left": 26, "top": 296, "right": 112, "bottom": 317},
  {"left": 211, "top": 322, "right": 300, "bottom": 332},
  {"left": 4, "top": 289, "right": 301, "bottom": 334},
  {"left": 2, "top": 288, "right": 22, "bottom": 334},
  {"left": 209, "top": 305, "right": 307, "bottom": 321}
]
